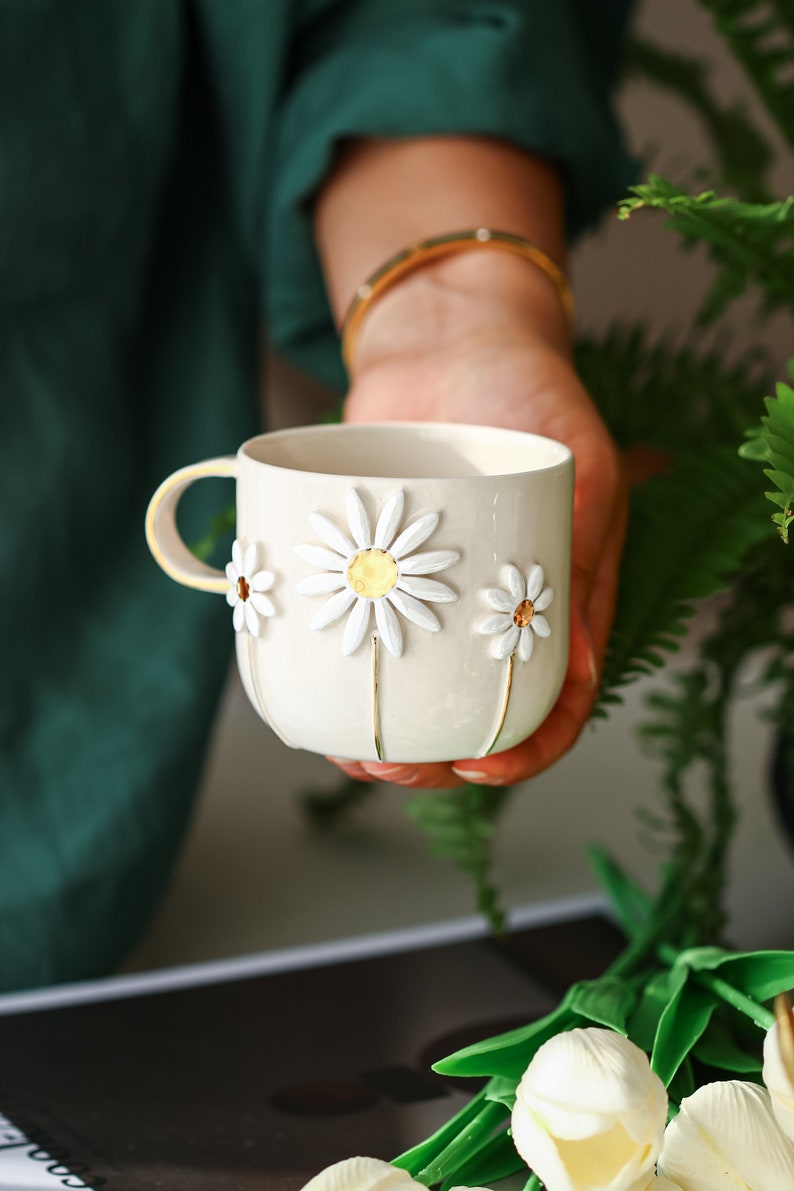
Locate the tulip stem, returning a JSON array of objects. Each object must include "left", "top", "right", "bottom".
[
  {"left": 522, "top": 1175, "right": 542, "bottom": 1191},
  {"left": 392, "top": 1087, "right": 492, "bottom": 1177},
  {"left": 415, "top": 1099, "right": 507, "bottom": 1186}
]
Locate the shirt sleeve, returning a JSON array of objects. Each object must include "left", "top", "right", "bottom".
[{"left": 263, "top": 0, "right": 636, "bottom": 390}]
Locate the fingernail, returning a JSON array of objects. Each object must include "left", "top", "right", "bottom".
[
  {"left": 587, "top": 646, "right": 598, "bottom": 690},
  {"left": 373, "top": 765, "right": 419, "bottom": 782},
  {"left": 451, "top": 767, "right": 490, "bottom": 782}
]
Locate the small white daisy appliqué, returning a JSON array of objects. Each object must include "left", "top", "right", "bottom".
[
  {"left": 225, "top": 539, "right": 275, "bottom": 637},
  {"left": 478, "top": 563, "right": 553, "bottom": 661},
  {"left": 294, "top": 488, "right": 459, "bottom": 658}
]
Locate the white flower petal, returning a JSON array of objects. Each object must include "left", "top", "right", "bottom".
[
  {"left": 763, "top": 1021, "right": 794, "bottom": 1142},
  {"left": 526, "top": 563, "right": 545, "bottom": 602},
  {"left": 343, "top": 598, "right": 370, "bottom": 656},
  {"left": 390, "top": 512, "right": 439, "bottom": 558},
  {"left": 225, "top": 561, "right": 238, "bottom": 585},
  {"left": 493, "top": 626, "right": 519, "bottom": 659},
  {"left": 233, "top": 601, "right": 245, "bottom": 631},
  {"left": 513, "top": 1028, "right": 668, "bottom": 1191},
  {"left": 658, "top": 1081, "right": 794, "bottom": 1191},
  {"left": 534, "top": 586, "right": 554, "bottom": 612},
  {"left": 232, "top": 539, "right": 243, "bottom": 574},
  {"left": 504, "top": 564, "right": 525, "bottom": 602},
  {"left": 242, "top": 543, "right": 258, "bottom": 577},
  {"left": 295, "top": 543, "right": 347, "bottom": 571},
  {"left": 346, "top": 489, "right": 372, "bottom": 549},
  {"left": 398, "top": 549, "right": 460, "bottom": 576},
  {"left": 396, "top": 576, "right": 457, "bottom": 604},
  {"left": 251, "top": 570, "right": 274, "bottom": 592},
  {"left": 310, "top": 588, "right": 356, "bottom": 630},
  {"left": 300, "top": 1155, "right": 418, "bottom": 1191},
  {"left": 517, "top": 628, "right": 535, "bottom": 662},
  {"left": 375, "top": 598, "right": 403, "bottom": 658},
  {"left": 244, "top": 601, "right": 260, "bottom": 636},
  {"left": 387, "top": 589, "right": 441, "bottom": 632},
  {"left": 374, "top": 490, "right": 405, "bottom": 549},
  {"left": 297, "top": 572, "right": 347, "bottom": 596},
  {"left": 531, "top": 614, "right": 551, "bottom": 638},
  {"left": 250, "top": 593, "right": 275, "bottom": 618},
  {"left": 478, "top": 613, "right": 513, "bottom": 636},
  {"left": 310, "top": 512, "right": 355, "bottom": 557},
  {"left": 482, "top": 588, "right": 515, "bottom": 613},
  {"left": 226, "top": 586, "right": 238, "bottom": 607}
]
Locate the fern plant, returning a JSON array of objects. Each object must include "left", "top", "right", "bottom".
[{"left": 408, "top": 0, "right": 794, "bottom": 936}]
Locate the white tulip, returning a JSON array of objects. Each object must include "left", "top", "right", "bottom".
[
  {"left": 299, "top": 1156, "right": 490, "bottom": 1191},
  {"left": 301, "top": 1157, "right": 418, "bottom": 1191},
  {"left": 510, "top": 1026, "right": 668, "bottom": 1191},
  {"left": 763, "top": 1019, "right": 794, "bottom": 1142},
  {"left": 657, "top": 1079, "right": 794, "bottom": 1190}
]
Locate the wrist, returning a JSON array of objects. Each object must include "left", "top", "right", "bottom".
[{"left": 349, "top": 246, "right": 573, "bottom": 377}]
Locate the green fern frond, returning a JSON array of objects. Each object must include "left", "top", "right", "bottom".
[
  {"left": 577, "top": 323, "right": 771, "bottom": 453},
  {"left": 699, "top": 0, "right": 794, "bottom": 152},
  {"left": 618, "top": 176, "right": 794, "bottom": 322},
  {"left": 625, "top": 37, "right": 773, "bottom": 200},
  {"left": 740, "top": 378, "right": 794, "bottom": 541},
  {"left": 404, "top": 785, "right": 511, "bottom": 934},
  {"left": 597, "top": 447, "right": 773, "bottom": 712}
]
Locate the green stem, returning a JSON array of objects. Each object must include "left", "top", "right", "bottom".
[
  {"left": 416, "top": 1100, "right": 507, "bottom": 1187},
  {"left": 523, "top": 1175, "right": 543, "bottom": 1191},
  {"left": 392, "top": 1087, "right": 491, "bottom": 1175}
]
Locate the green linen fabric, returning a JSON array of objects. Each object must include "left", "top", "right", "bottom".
[{"left": 0, "top": 0, "right": 634, "bottom": 992}]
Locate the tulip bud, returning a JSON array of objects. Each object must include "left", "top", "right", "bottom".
[
  {"left": 510, "top": 1027, "right": 668, "bottom": 1191},
  {"left": 763, "top": 1019, "right": 794, "bottom": 1142},
  {"left": 657, "top": 1079, "right": 794, "bottom": 1190},
  {"left": 300, "top": 1156, "right": 491, "bottom": 1191},
  {"left": 301, "top": 1157, "right": 419, "bottom": 1191}
]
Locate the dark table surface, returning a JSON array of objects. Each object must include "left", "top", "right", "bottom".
[{"left": 0, "top": 914, "right": 623, "bottom": 1191}]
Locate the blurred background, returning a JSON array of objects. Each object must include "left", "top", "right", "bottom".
[{"left": 123, "top": 0, "right": 794, "bottom": 974}]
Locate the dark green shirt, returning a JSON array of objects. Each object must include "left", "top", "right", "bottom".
[{"left": 0, "top": 0, "right": 634, "bottom": 991}]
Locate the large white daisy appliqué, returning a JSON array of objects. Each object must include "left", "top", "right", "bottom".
[
  {"left": 295, "top": 489, "right": 459, "bottom": 658},
  {"left": 225, "top": 539, "right": 275, "bottom": 637},
  {"left": 478, "top": 564, "right": 553, "bottom": 661}
]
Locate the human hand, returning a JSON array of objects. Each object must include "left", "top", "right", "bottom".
[{"left": 329, "top": 250, "right": 628, "bottom": 790}]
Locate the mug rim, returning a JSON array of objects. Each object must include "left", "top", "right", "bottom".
[{"left": 237, "top": 420, "right": 573, "bottom": 480}]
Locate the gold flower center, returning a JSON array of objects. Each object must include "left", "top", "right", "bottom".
[
  {"left": 513, "top": 598, "right": 535, "bottom": 628},
  {"left": 346, "top": 548, "right": 398, "bottom": 599},
  {"left": 237, "top": 576, "right": 250, "bottom": 602}
]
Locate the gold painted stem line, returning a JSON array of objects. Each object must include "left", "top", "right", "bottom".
[
  {"left": 247, "top": 634, "right": 297, "bottom": 749},
  {"left": 372, "top": 632, "right": 383, "bottom": 761},
  {"left": 485, "top": 651, "right": 515, "bottom": 756}
]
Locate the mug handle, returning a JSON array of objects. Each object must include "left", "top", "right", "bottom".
[{"left": 145, "top": 457, "right": 237, "bottom": 593}]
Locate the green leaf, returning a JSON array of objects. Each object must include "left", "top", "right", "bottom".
[
  {"left": 651, "top": 982, "right": 719, "bottom": 1086},
  {"left": 693, "top": 1016, "right": 763, "bottom": 1074},
  {"left": 688, "top": 948, "right": 794, "bottom": 1001},
  {"left": 629, "top": 970, "right": 681, "bottom": 1052},
  {"left": 569, "top": 977, "right": 640, "bottom": 1034},
  {"left": 587, "top": 845, "right": 652, "bottom": 935},
  {"left": 485, "top": 1076, "right": 518, "bottom": 1111},
  {"left": 431, "top": 998, "right": 580, "bottom": 1080}
]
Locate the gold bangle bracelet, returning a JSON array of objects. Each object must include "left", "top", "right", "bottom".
[{"left": 340, "top": 227, "right": 574, "bottom": 374}]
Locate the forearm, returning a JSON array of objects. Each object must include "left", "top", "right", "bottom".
[{"left": 313, "top": 135, "right": 571, "bottom": 368}]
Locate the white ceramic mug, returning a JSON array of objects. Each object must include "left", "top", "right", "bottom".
[{"left": 145, "top": 422, "right": 573, "bottom": 764}]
